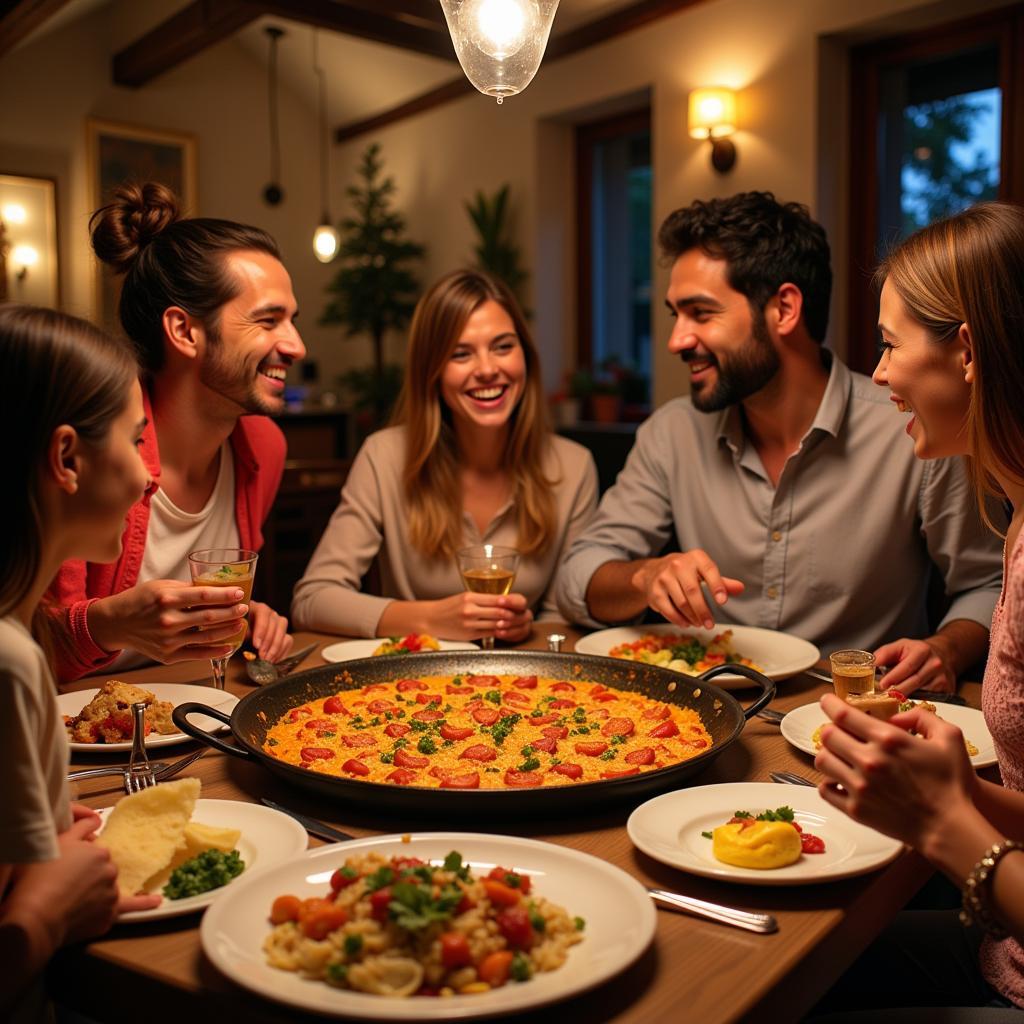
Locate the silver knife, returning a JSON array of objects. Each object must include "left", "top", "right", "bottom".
[
  {"left": 648, "top": 888, "right": 778, "bottom": 934},
  {"left": 260, "top": 798, "right": 356, "bottom": 842}
]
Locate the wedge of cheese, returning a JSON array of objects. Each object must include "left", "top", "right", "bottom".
[
  {"left": 143, "top": 821, "right": 242, "bottom": 892},
  {"left": 97, "top": 777, "right": 201, "bottom": 896}
]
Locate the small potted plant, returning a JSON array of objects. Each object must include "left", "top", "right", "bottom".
[{"left": 589, "top": 372, "right": 622, "bottom": 423}]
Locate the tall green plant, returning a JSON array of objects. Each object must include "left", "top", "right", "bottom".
[
  {"left": 321, "top": 143, "right": 425, "bottom": 412},
  {"left": 465, "top": 183, "right": 529, "bottom": 308}
]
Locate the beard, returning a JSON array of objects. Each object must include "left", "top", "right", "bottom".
[
  {"left": 199, "top": 325, "right": 282, "bottom": 416},
  {"left": 687, "top": 307, "right": 780, "bottom": 413}
]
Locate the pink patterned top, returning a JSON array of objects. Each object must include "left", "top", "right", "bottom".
[{"left": 979, "top": 530, "right": 1024, "bottom": 1008}]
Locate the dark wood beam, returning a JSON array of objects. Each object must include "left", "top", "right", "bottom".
[
  {"left": 335, "top": 76, "right": 471, "bottom": 143},
  {"left": 333, "top": 0, "right": 712, "bottom": 143},
  {"left": 0, "top": 0, "right": 75, "bottom": 58},
  {"left": 113, "top": 0, "right": 262, "bottom": 88},
  {"left": 258, "top": 0, "right": 454, "bottom": 60}
]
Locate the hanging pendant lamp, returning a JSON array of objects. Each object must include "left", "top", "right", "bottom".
[
  {"left": 440, "top": 0, "right": 559, "bottom": 104},
  {"left": 311, "top": 30, "right": 339, "bottom": 262},
  {"left": 262, "top": 26, "right": 285, "bottom": 205}
]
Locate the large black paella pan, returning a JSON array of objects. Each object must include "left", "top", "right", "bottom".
[{"left": 173, "top": 650, "right": 773, "bottom": 816}]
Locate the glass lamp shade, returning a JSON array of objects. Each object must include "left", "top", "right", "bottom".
[
  {"left": 440, "top": 0, "right": 559, "bottom": 102},
  {"left": 687, "top": 87, "right": 737, "bottom": 139},
  {"left": 312, "top": 221, "right": 340, "bottom": 263}
]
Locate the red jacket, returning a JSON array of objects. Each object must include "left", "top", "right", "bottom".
[{"left": 48, "top": 389, "right": 285, "bottom": 682}]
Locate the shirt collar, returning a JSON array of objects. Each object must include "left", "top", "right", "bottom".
[{"left": 714, "top": 349, "right": 849, "bottom": 454}]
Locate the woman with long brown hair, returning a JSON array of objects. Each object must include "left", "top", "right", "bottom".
[
  {"left": 0, "top": 305, "right": 159, "bottom": 1019},
  {"left": 293, "top": 269, "right": 597, "bottom": 642},
  {"left": 814, "top": 202, "right": 1024, "bottom": 1014}
]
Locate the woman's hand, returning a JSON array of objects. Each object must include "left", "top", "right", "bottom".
[
  {"left": 248, "top": 601, "right": 292, "bottom": 662},
  {"left": 86, "top": 580, "right": 248, "bottom": 663},
  {"left": 814, "top": 692, "right": 977, "bottom": 852},
  {"left": 419, "top": 592, "right": 533, "bottom": 644}
]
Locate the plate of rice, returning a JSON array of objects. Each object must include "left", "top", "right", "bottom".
[{"left": 201, "top": 832, "right": 655, "bottom": 1019}]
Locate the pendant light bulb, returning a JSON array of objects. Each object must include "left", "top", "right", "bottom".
[{"left": 313, "top": 220, "right": 340, "bottom": 263}]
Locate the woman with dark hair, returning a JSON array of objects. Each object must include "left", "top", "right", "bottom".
[
  {"left": 292, "top": 269, "right": 597, "bottom": 641},
  {"left": 49, "top": 182, "right": 302, "bottom": 680},
  {"left": 815, "top": 202, "right": 1024, "bottom": 1015},
  {"left": 0, "top": 305, "right": 160, "bottom": 1018}
]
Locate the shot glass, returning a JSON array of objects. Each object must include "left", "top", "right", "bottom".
[{"left": 829, "top": 649, "right": 876, "bottom": 701}]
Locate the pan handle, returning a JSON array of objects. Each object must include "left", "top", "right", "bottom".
[
  {"left": 698, "top": 664, "right": 776, "bottom": 720},
  {"left": 172, "top": 702, "right": 253, "bottom": 760}
]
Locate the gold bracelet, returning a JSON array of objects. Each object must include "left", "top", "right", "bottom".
[{"left": 960, "top": 839, "right": 1022, "bottom": 938}]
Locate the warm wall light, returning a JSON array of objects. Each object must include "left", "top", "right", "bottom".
[
  {"left": 688, "top": 87, "right": 737, "bottom": 173},
  {"left": 2, "top": 202, "right": 27, "bottom": 224},
  {"left": 440, "top": 0, "right": 560, "bottom": 104},
  {"left": 11, "top": 243, "right": 38, "bottom": 281}
]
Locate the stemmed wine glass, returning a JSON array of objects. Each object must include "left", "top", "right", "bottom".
[
  {"left": 457, "top": 544, "right": 519, "bottom": 650},
  {"left": 187, "top": 548, "right": 258, "bottom": 689}
]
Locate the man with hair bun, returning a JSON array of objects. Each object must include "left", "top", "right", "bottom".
[
  {"left": 556, "top": 191, "right": 1003, "bottom": 694},
  {"left": 49, "top": 182, "right": 305, "bottom": 680}
]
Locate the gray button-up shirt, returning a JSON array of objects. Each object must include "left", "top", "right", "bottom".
[{"left": 555, "top": 356, "right": 1003, "bottom": 652}]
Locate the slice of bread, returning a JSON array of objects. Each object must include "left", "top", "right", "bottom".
[
  {"left": 846, "top": 692, "right": 901, "bottom": 722},
  {"left": 97, "top": 778, "right": 201, "bottom": 895}
]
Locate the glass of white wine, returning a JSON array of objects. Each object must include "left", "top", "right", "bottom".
[
  {"left": 457, "top": 544, "right": 519, "bottom": 650},
  {"left": 187, "top": 548, "right": 258, "bottom": 689}
]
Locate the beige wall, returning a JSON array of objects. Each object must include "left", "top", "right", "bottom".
[{"left": 0, "top": 0, "right": 1002, "bottom": 404}]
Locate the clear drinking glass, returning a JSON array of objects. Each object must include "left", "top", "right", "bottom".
[
  {"left": 187, "top": 548, "right": 258, "bottom": 689},
  {"left": 829, "top": 649, "right": 876, "bottom": 701},
  {"left": 457, "top": 543, "right": 519, "bottom": 650}
]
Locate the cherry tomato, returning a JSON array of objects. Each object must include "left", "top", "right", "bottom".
[
  {"left": 384, "top": 722, "right": 411, "bottom": 738},
  {"left": 300, "top": 747, "right": 335, "bottom": 762},
  {"left": 369, "top": 886, "right": 393, "bottom": 922},
  {"left": 531, "top": 735, "right": 557, "bottom": 753},
  {"left": 269, "top": 894, "right": 301, "bottom": 924},
  {"left": 503, "top": 770, "right": 544, "bottom": 788},
  {"left": 648, "top": 721, "right": 679, "bottom": 738},
  {"left": 548, "top": 699, "right": 577, "bottom": 709},
  {"left": 487, "top": 866, "right": 531, "bottom": 895},
  {"left": 549, "top": 762, "right": 583, "bottom": 780},
  {"left": 385, "top": 767, "right": 418, "bottom": 785},
  {"left": 322, "top": 696, "right": 345, "bottom": 715},
  {"left": 641, "top": 705, "right": 671, "bottom": 721},
  {"left": 341, "top": 733, "right": 377, "bottom": 748},
  {"left": 300, "top": 904, "right": 348, "bottom": 940},
  {"left": 625, "top": 747, "right": 656, "bottom": 765},
  {"left": 472, "top": 707, "right": 500, "bottom": 726},
  {"left": 467, "top": 675, "right": 501, "bottom": 688},
  {"left": 341, "top": 758, "right": 370, "bottom": 776},
  {"left": 440, "top": 772, "right": 481, "bottom": 789},
  {"left": 529, "top": 713, "right": 559, "bottom": 725},
  {"left": 496, "top": 905, "right": 534, "bottom": 949},
  {"left": 440, "top": 931, "right": 472, "bottom": 968},
  {"left": 503, "top": 691, "right": 531, "bottom": 705},
  {"left": 396, "top": 678, "right": 427, "bottom": 692},
  {"left": 601, "top": 768, "right": 640, "bottom": 779},
  {"left": 411, "top": 709, "right": 444, "bottom": 722},
  {"left": 550, "top": 681, "right": 576, "bottom": 692},
  {"left": 330, "top": 868, "right": 359, "bottom": 892},
  {"left": 440, "top": 723, "right": 475, "bottom": 741},
  {"left": 394, "top": 748, "right": 430, "bottom": 768},
  {"left": 414, "top": 693, "right": 443, "bottom": 705},
  {"left": 574, "top": 741, "right": 609, "bottom": 757},
  {"left": 514, "top": 675, "right": 538, "bottom": 689},
  {"left": 601, "top": 717, "right": 635, "bottom": 737},
  {"left": 801, "top": 832, "right": 826, "bottom": 854}
]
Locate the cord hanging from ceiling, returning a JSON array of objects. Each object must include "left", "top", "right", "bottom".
[{"left": 263, "top": 25, "right": 285, "bottom": 206}]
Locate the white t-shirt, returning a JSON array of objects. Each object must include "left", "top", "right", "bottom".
[
  {"left": 110, "top": 444, "right": 239, "bottom": 671},
  {"left": 0, "top": 616, "right": 71, "bottom": 862}
]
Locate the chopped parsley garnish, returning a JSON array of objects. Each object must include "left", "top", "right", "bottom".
[
  {"left": 388, "top": 880, "right": 462, "bottom": 931},
  {"left": 510, "top": 951, "right": 532, "bottom": 982},
  {"left": 343, "top": 933, "right": 363, "bottom": 956},
  {"left": 573, "top": 916, "right": 586, "bottom": 931},
  {"left": 364, "top": 865, "right": 394, "bottom": 892},
  {"left": 599, "top": 750, "right": 617, "bottom": 761},
  {"left": 326, "top": 962, "right": 349, "bottom": 984},
  {"left": 701, "top": 830, "right": 713, "bottom": 839},
  {"left": 379, "top": 752, "right": 394, "bottom": 764},
  {"left": 517, "top": 756, "right": 541, "bottom": 771},
  {"left": 163, "top": 849, "right": 244, "bottom": 900},
  {"left": 485, "top": 689, "right": 502, "bottom": 704},
  {"left": 417, "top": 735, "right": 438, "bottom": 755}
]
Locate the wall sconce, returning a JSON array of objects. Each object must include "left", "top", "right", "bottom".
[
  {"left": 688, "top": 87, "right": 737, "bottom": 173},
  {"left": 2, "top": 202, "right": 27, "bottom": 225},
  {"left": 440, "top": 0, "right": 560, "bottom": 104},
  {"left": 11, "top": 243, "right": 38, "bottom": 281}
]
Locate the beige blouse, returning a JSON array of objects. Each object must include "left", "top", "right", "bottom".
[{"left": 291, "top": 426, "right": 599, "bottom": 637}]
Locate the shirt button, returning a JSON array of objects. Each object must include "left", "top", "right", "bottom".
[
  {"left": 766, "top": 586, "right": 779, "bottom": 599},
  {"left": 771, "top": 530, "right": 782, "bottom": 542}
]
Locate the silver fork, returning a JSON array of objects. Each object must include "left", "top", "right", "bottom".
[{"left": 125, "top": 702, "right": 157, "bottom": 794}]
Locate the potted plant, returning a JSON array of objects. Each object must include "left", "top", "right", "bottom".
[{"left": 321, "top": 143, "right": 425, "bottom": 425}]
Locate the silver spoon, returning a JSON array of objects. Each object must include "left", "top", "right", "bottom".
[{"left": 244, "top": 642, "right": 319, "bottom": 685}]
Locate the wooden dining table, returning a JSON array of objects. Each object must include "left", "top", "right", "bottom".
[{"left": 52, "top": 627, "right": 985, "bottom": 1023}]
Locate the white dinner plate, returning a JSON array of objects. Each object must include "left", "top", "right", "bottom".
[
  {"left": 780, "top": 700, "right": 997, "bottom": 770},
  {"left": 321, "top": 638, "right": 479, "bottom": 663},
  {"left": 201, "top": 832, "right": 656, "bottom": 1020},
  {"left": 575, "top": 624, "right": 820, "bottom": 688},
  {"left": 101, "top": 799, "right": 308, "bottom": 921},
  {"left": 627, "top": 782, "right": 902, "bottom": 886},
  {"left": 59, "top": 683, "right": 238, "bottom": 753}
]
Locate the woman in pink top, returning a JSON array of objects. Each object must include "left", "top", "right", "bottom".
[{"left": 813, "top": 202, "right": 1024, "bottom": 1015}]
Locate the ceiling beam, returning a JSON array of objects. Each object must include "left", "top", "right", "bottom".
[
  {"left": 112, "top": 0, "right": 454, "bottom": 88},
  {"left": 0, "top": 0, "right": 75, "bottom": 58},
  {"left": 333, "top": 0, "right": 711, "bottom": 144},
  {"left": 113, "top": 0, "right": 263, "bottom": 88}
]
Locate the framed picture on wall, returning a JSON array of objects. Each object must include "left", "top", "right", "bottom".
[
  {"left": 86, "top": 117, "right": 197, "bottom": 332},
  {"left": 0, "top": 173, "right": 59, "bottom": 308}
]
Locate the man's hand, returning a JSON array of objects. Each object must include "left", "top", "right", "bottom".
[
  {"left": 87, "top": 580, "right": 248, "bottom": 664},
  {"left": 248, "top": 601, "right": 292, "bottom": 663},
  {"left": 630, "top": 550, "right": 745, "bottom": 629},
  {"left": 873, "top": 637, "right": 956, "bottom": 694}
]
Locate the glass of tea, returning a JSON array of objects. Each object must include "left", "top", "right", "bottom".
[
  {"left": 187, "top": 548, "right": 258, "bottom": 689},
  {"left": 829, "top": 649, "right": 876, "bottom": 701},
  {"left": 457, "top": 544, "right": 519, "bottom": 649}
]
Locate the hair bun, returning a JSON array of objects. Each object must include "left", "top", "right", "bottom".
[{"left": 90, "top": 181, "right": 181, "bottom": 274}]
